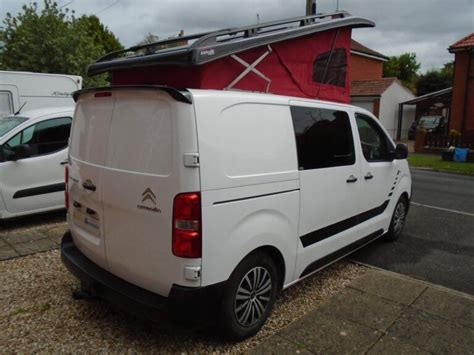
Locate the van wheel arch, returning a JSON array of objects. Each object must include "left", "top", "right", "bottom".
[
  {"left": 241, "top": 246, "right": 286, "bottom": 290},
  {"left": 401, "top": 191, "right": 410, "bottom": 205}
]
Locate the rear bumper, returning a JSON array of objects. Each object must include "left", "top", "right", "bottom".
[{"left": 61, "top": 232, "right": 224, "bottom": 311}]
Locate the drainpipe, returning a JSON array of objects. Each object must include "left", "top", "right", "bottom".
[
  {"left": 397, "top": 103, "right": 403, "bottom": 141},
  {"left": 461, "top": 49, "right": 473, "bottom": 132}
]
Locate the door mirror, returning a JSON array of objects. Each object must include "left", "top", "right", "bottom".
[
  {"left": 7, "top": 144, "right": 32, "bottom": 161},
  {"left": 393, "top": 143, "right": 408, "bottom": 160}
]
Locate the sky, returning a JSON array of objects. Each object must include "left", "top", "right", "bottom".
[{"left": 1, "top": 0, "right": 473, "bottom": 72}]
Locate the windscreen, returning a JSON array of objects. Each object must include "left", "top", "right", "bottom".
[{"left": 0, "top": 116, "right": 29, "bottom": 138}]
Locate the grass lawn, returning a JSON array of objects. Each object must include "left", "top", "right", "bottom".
[{"left": 408, "top": 153, "right": 474, "bottom": 175}]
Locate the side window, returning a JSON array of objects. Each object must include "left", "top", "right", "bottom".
[
  {"left": 5, "top": 117, "right": 72, "bottom": 157},
  {"left": 313, "top": 48, "right": 347, "bottom": 87},
  {"left": 356, "top": 113, "right": 393, "bottom": 161},
  {"left": 291, "top": 106, "right": 355, "bottom": 170},
  {"left": 0, "top": 91, "right": 14, "bottom": 117}
]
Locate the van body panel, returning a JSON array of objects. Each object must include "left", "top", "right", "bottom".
[
  {"left": 192, "top": 91, "right": 299, "bottom": 191},
  {"left": 191, "top": 90, "right": 300, "bottom": 286},
  {"left": 200, "top": 180, "right": 300, "bottom": 287}
]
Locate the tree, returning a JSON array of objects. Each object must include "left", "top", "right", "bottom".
[
  {"left": 383, "top": 53, "right": 421, "bottom": 91},
  {"left": 0, "top": 1, "right": 123, "bottom": 87},
  {"left": 416, "top": 61, "right": 454, "bottom": 96},
  {"left": 75, "top": 15, "right": 122, "bottom": 55},
  {"left": 139, "top": 32, "right": 160, "bottom": 45}
]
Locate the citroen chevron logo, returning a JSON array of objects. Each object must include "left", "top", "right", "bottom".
[
  {"left": 137, "top": 188, "right": 161, "bottom": 213},
  {"left": 141, "top": 187, "right": 156, "bottom": 205}
]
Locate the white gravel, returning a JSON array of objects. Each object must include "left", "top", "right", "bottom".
[{"left": 0, "top": 250, "right": 366, "bottom": 353}]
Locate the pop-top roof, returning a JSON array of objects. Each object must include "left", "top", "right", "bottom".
[{"left": 88, "top": 11, "right": 374, "bottom": 76}]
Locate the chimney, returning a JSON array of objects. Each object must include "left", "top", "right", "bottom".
[{"left": 306, "top": 0, "right": 317, "bottom": 15}]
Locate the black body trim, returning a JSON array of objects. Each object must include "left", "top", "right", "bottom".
[
  {"left": 13, "top": 183, "right": 65, "bottom": 199},
  {"left": 300, "top": 200, "right": 389, "bottom": 248},
  {"left": 72, "top": 85, "right": 192, "bottom": 104},
  {"left": 213, "top": 189, "right": 300, "bottom": 205},
  {"left": 300, "top": 229, "right": 384, "bottom": 277},
  {"left": 61, "top": 232, "right": 224, "bottom": 312}
]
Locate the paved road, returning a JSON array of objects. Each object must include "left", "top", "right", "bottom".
[{"left": 352, "top": 169, "right": 474, "bottom": 295}]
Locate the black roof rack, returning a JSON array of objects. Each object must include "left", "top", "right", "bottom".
[{"left": 88, "top": 11, "right": 374, "bottom": 76}]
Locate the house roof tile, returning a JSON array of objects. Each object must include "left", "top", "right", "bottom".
[
  {"left": 449, "top": 33, "right": 474, "bottom": 52},
  {"left": 350, "top": 77, "right": 399, "bottom": 96},
  {"left": 350, "top": 40, "right": 389, "bottom": 60}
]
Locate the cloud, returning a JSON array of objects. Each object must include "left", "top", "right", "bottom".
[{"left": 1, "top": 0, "right": 473, "bottom": 71}]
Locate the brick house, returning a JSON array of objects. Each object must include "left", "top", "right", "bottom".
[
  {"left": 448, "top": 33, "right": 474, "bottom": 134},
  {"left": 350, "top": 40, "right": 416, "bottom": 139}
]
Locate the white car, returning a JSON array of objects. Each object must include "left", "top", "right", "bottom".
[
  {"left": 0, "top": 108, "right": 73, "bottom": 220},
  {"left": 61, "top": 87, "right": 411, "bottom": 340}
]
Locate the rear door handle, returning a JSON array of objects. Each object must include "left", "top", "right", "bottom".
[
  {"left": 365, "top": 172, "right": 374, "bottom": 180},
  {"left": 346, "top": 175, "right": 358, "bottom": 183},
  {"left": 82, "top": 179, "right": 96, "bottom": 191},
  {"left": 60, "top": 159, "right": 68, "bottom": 165}
]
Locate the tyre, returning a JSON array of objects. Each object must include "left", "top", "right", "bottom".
[
  {"left": 383, "top": 195, "right": 408, "bottom": 241},
  {"left": 219, "top": 251, "right": 279, "bottom": 340}
]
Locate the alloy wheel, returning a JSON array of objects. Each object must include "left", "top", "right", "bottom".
[
  {"left": 393, "top": 202, "right": 406, "bottom": 236},
  {"left": 234, "top": 266, "right": 272, "bottom": 327}
]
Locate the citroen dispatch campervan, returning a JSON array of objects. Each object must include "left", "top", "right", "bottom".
[{"left": 62, "top": 86, "right": 411, "bottom": 339}]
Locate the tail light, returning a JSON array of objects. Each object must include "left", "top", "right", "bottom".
[
  {"left": 65, "top": 165, "right": 69, "bottom": 210},
  {"left": 172, "top": 192, "right": 202, "bottom": 258}
]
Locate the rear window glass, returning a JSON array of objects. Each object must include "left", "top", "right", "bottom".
[
  {"left": 70, "top": 92, "right": 173, "bottom": 176},
  {"left": 105, "top": 96, "right": 172, "bottom": 175},
  {"left": 0, "top": 116, "right": 28, "bottom": 138},
  {"left": 291, "top": 106, "right": 355, "bottom": 169}
]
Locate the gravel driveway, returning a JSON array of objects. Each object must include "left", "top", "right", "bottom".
[{"left": 0, "top": 250, "right": 365, "bottom": 352}]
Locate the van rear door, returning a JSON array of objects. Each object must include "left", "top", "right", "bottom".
[
  {"left": 103, "top": 89, "right": 200, "bottom": 296},
  {"left": 70, "top": 88, "right": 200, "bottom": 296},
  {"left": 69, "top": 91, "right": 114, "bottom": 270}
]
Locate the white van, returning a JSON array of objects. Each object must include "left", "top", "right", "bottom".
[
  {"left": 0, "top": 108, "right": 74, "bottom": 219},
  {"left": 0, "top": 71, "right": 82, "bottom": 117},
  {"left": 61, "top": 86, "right": 411, "bottom": 340}
]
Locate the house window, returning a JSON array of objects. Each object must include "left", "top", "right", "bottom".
[
  {"left": 313, "top": 48, "right": 347, "bottom": 87},
  {"left": 291, "top": 106, "right": 355, "bottom": 170}
]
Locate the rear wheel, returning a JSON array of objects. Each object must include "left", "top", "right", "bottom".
[
  {"left": 219, "top": 252, "right": 279, "bottom": 340},
  {"left": 383, "top": 195, "right": 408, "bottom": 241}
]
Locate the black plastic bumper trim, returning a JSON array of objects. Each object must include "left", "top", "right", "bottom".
[{"left": 61, "top": 232, "right": 224, "bottom": 310}]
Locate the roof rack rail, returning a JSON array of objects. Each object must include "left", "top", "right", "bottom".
[{"left": 88, "top": 11, "right": 374, "bottom": 76}]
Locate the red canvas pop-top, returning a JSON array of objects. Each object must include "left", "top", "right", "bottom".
[{"left": 87, "top": 11, "right": 374, "bottom": 104}]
